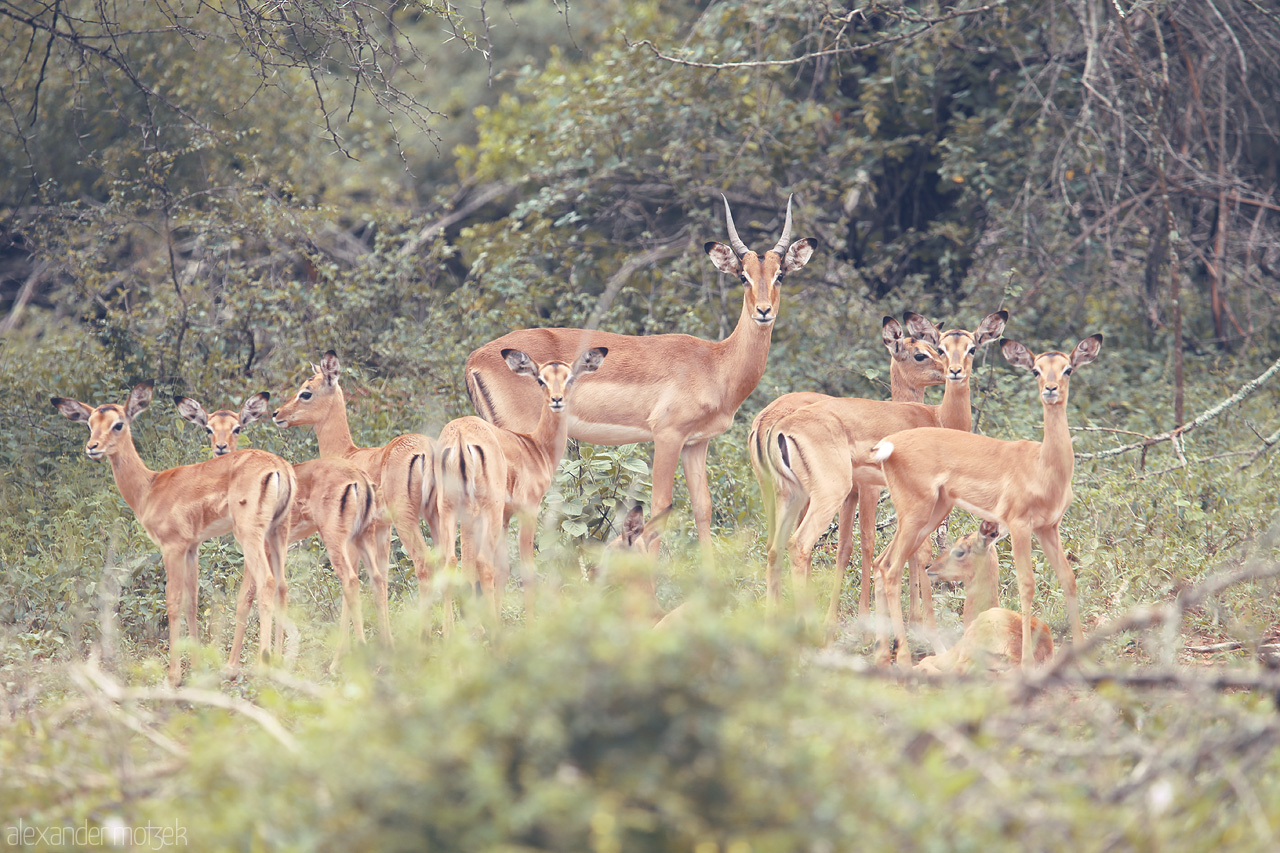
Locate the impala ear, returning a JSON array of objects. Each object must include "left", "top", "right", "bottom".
[
  {"left": 1070, "top": 334, "right": 1103, "bottom": 369},
  {"left": 620, "top": 505, "right": 646, "bottom": 548},
  {"left": 572, "top": 347, "right": 607, "bottom": 377},
  {"left": 903, "top": 311, "right": 940, "bottom": 348},
  {"left": 125, "top": 381, "right": 154, "bottom": 421},
  {"left": 641, "top": 504, "right": 673, "bottom": 549},
  {"left": 52, "top": 396, "right": 93, "bottom": 423},
  {"left": 705, "top": 242, "right": 743, "bottom": 277},
  {"left": 974, "top": 310, "right": 1010, "bottom": 347},
  {"left": 881, "top": 317, "right": 906, "bottom": 356},
  {"left": 782, "top": 237, "right": 817, "bottom": 273},
  {"left": 173, "top": 396, "right": 209, "bottom": 427},
  {"left": 978, "top": 520, "right": 1005, "bottom": 546},
  {"left": 320, "top": 351, "right": 341, "bottom": 386},
  {"left": 502, "top": 349, "right": 538, "bottom": 377},
  {"left": 1000, "top": 339, "right": 1036, "bottom": 371},
  {"left": 240, "top": 391, "right": 271, "bottom": 427}
]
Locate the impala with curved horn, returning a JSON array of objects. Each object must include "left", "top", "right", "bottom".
[{"left": 464, "top": 194, "right": 817, "bottom": 546}]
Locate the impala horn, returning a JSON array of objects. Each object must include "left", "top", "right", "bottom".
[
  {"left": 771, "top": 194, "right": 794, "bottom": 256},
  {"left": 722, "top": 194, "right": 750, "bottom": 257}
]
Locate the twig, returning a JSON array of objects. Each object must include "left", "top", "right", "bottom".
[
  {"left": 0, "top": 261, "right": 45, "bottom": 336},
  {"left": 76, "top": 661, "right": 300, "bottom": 754},
  {"left": 1076, "top": 349, "right": 1280, "bottom": 460},
  {"left": 1016, "top": 521, "right": 1280, "bottom": 698},
  {"left": 626, "top": 2, "right": 1008, "bottom": 70}
]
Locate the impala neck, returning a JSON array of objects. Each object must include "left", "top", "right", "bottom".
[
  {"left": 312, "top": 388, "right": 361, "bottom": 457},
  {"left": 1040, "top": 398, "right": 1074, "bottom": 479},
  {"left": 106, "top": 435, "right": 158, "bottom": 518},
  {"left": 716, "top": 298, "right": 774, "bottom": 406},
  {"left": 530, "top": 403, "right": 572, "bottom": 470},
  {"left": 936, "top": 375, "right": 973, "bottom": 431},
  {"left": 889, "top": 363, "right": 927, "bottom": 404},
  {"left": 962, "top": 548, "right": 1001, "bottom": 624}
]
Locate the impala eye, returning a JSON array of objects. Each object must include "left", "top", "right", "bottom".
[
  {"left": 1032, "top": 368, "right": 1042, "bottom": 377},
  {"left": 205, "top": 426, "right": 214, "bottom": 434},
  {"left": 1063, "top": 367, "right": 1074, "bottom": 376},
  {"left": 967, "top": 346, "right": 976, "bottom": 356},
  {"left": 914, "top": 353, "right": 929, "bottom": 362},
  {"left": 112, "top": 422, "right": 124, "bottom": 432},
  {"left": 300, "top": 391, "right": 312, "bottom": 400},
  {"left": 232, "top": 426, "right": 242, "bottom": 435}
]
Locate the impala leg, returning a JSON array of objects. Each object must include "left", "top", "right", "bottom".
[
  {"left": 328, "top": 535, "right": 364, "bottom": 671},
  {"left": 1007, "top": 524, "right": 1037, "bottom": 672},
  {"left": 681, "top": 439, "right": 714, "bottom": 554},
  {"left": 1037, "top": 523, "right": 1083, "bottom": 646},
  {"left": 435, "top": 506, "right": 458, "bottom": 637},
  {"left": 516, "top": 508, "right": 537, "bottom": 615},
  {"left": 786, "top": 478, "right": 848, "bottom": 626},
  {"left": 855, "top": 490, "right": 878, "bottom": 623},
  {"left": 767, "top": 486, "right": 806, "bottom": 615},
  {"left": 244, "top": 536, "right": 278, "bottom": 668},
  {"left": 648, "top": 436, "right": 682, "bottom": 556},
  {"left": 392, "top": 500, "right": 433, "bottom": 607},
  {"left": 161, "top": 546, "right": 190, "bottom": 686},
  {"left": 228, "top": 570, "right": 255, "bottom": 675},
  {"left": 182, "top": 545, "right": 200, "bottom": 649},
  {"left": 876, "top": 491, "right": 948, "bottom": 666},
  {"left": 827, "top": 489, "right": 860, "bottom": 627},
  {"left": 269, "top": 524, "right": 290, "bottom": 662},
  {"left": 471, "top": 508, "right": 504, "bottom": 627},
  {"left": 752, "top": 431, "right": 777, "bottom": 563},
  {"left": 907, "top": 542, "right": 936, "bottom": 630},
  {"left": 357, "top": 526, "right": 392, "bottom": 646}
]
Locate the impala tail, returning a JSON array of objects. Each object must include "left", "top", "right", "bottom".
[
  {"left": 412, "top": 448, "right": 436, "bottom": 524},
  {"left": 342, "top": 477, "right": 377, "bottom": 538},
  {"left": 767, "top": 430, "right": 807, "bottom": 488},
  {"left": 266, "top": 466, "right": 293, "bottom": 531},
  {"left": 870, "top": 439, "right": 894, "bottom": 463},
  {"left": 438, "top": 434, "right": 488, "bottom": 505}
]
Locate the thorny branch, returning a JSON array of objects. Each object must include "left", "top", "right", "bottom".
[{"left": 1074, "top": 348, "right": 1280, "bottom": 463}]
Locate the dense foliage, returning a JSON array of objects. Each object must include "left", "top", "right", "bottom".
[{"left": 1, "top": 0, "right": 1279, "bottom": 845}]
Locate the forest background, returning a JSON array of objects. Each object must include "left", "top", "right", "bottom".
[{"left": 2, "top": 0, "right": 1280, "bottom": 848}]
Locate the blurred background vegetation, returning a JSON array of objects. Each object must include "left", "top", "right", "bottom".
[{"left": 2, "top": 0, "right": 1280, "bottom": 845}]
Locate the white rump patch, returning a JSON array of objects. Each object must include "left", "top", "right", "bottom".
[{"left": 871, "top": 440, "right": 894, "bottom": 462}]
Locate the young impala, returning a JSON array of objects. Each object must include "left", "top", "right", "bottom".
[
  {"left": 53, "top": 382, "right": 295, "bottom": 684},
  {"left": 915, "top": 520, "right": 1054, "bottom": 674},
  {"left": 762, "top": 311, "right": 1008, "bottom": 626},
  {"left": 464, "top": 194, "right": 816, "bottom": 550},
  {"left": 871, "top": 333, "right": 1103, "bottom": 668},
  {"left": 272, "top": 352, "right": 438, "bottom": 611},
  {"left": 175, "top": 393, "right": 389, "bottom": 666},
  {"left": 436, "top": 347, "right": 607, "bottom": 622}
]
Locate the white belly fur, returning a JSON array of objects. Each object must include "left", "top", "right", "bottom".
[{"left": 568, "top": 417, "right": 653, "bottom": 445}]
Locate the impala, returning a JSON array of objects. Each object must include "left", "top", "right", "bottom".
[
  {"left": 762, "top": 311, "right": 1008, "bottom": 625},
  {"left": 870, "top": 333, "right": 1103, "bottom": 668},
  {"left": 464, "top": 194, "right": 816, "bottom": 547},
  {"left": 436, "top": 347, "right": 606, "bottom": 621},
  {"left": 272, "top": 352, "right": 438, "bottom": 609},
  {"left": 53, "top": 382, "right": 295, "bottom": 684},
  {"left": 175, "top": 393, "right": 389, "bottom": 664},
  {"left": 748, "top": 313, "right": 948, "bottom": 622},
  {"left": 915, "top": 521, "right": 1054, "bottom": 673}
]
